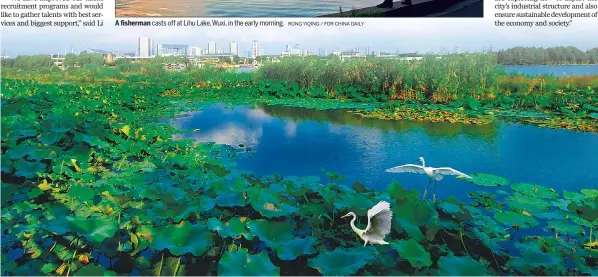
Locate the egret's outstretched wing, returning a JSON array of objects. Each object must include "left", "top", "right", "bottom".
[
  {"left": 433, "top": 167, "right": 472, "bottom": 179},
  {"left": 385, "top": 164, "right": 425, "bottom": 174},
  {"left": 364, "top": 201, "right": 393, "bottom": 240}
]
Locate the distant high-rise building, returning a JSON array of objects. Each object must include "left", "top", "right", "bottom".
[
  {"left": 285, "top": 45, "right": 290, "bottom": 51},
  {"left": 189, "top": 47, "right": 202, "bottom": 57},
  {"left": 217, "top": 48, "right": 223, "bottom": 54},
  {"left": 138, "top": 37, "right": 153, "bottom": 58},
  {"left": 318, "top": 48, "right": 327, "bottom": 56},
  {"left": 259, "top": 49, "right": 264, "bottom": 56},
  {"left": 208, "top": 42, "right": 216, "bottom": 54},
  {"left": 252, "top": 40, "right": 259, "bottom": 58},
  {"left": 230, "top": 41, "right": 239, "bottom": 56}
]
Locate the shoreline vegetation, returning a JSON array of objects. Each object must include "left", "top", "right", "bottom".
[
  {"left": 3, "top": 51, "right": 597, "bottom": 132},
  {"left": 1, "top": 51, "right": 598, "bottom": 276}
]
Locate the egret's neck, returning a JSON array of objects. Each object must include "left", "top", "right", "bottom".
[
  {"left": 421, "top": 159, "right": 426, "bottom": 167},
  {"left": 349, "top": 215, "right": 363, "bottom": 235}
]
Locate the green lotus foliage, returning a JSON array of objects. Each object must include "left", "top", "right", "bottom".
[
  {"left": 308, "top": 247, "right": 377, "bottom": 276},
  {"left": 218, "top": 249, "right": 279, "bottom": 276},
  {"left": 390, "top": 239, "right": 432, "bottom": 269},
  {"left": 74, "top": 265, "right": 117, "bottom": 276},
  {"left": 436, "top": 253, "right": 489, "bottom": 276},
  {"left": 1, "top": 76, "right": 596, "bottom": 276},
  {"left": 150, "top": 221, "right": 214, "bottom": 256},
  {"left": 469, "top": 173, "right": 509, "bottom": 187},
  {"left": 511, "top": 183, "right": 559, "bottom": 199},
  {"left": 494, "top": 211, "right": 539, "bottom": 228},
  {"left": 246, "top": 220, "right": 294, "bottom": 247},
  {"left": 275, "top": 237, "right": 316, "bottom": 261},
  {"left": 48, "top": 216, "right": 118, "bottom": 244}
]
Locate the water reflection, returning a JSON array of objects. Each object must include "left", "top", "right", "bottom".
[{"left": 261, "top": 105, "right": 500, "bottom": 143}]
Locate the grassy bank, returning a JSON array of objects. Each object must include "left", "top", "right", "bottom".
[
  {"left": 2, "top": 77, "right": 597, "bottom": 276},
  {"left": 256, "top": 54, "right": 598, "bottom": 132}
]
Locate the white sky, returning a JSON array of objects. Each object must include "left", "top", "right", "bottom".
[{"left": 2, "top": 1, "right": 597, "bottom": 56}]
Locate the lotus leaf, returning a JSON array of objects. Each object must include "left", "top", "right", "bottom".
[
  {"left": 505, "top": 194, "right": 551, "bottom": 212},
  {"left": 274, "top": 237, "right": 315, "bottom": 261},
  {"left": 47, "top": 216, "right": 118, "bottom": 243},
  {"left": 207, "top": 217, "right": 252, "bottom": 239},
  {"left": 535, "top": 211, "right": 565, "bottom": 221},
  {"left": 247, "top": 188, "right": 297, "bottom": 218},
  {"left": 564, "top": 190, "right": 587, "bottom": 201},
  {"left": 494, "top": 211, "right": 539, "bottom": 228},
  {"left": 468, "top": 192, "right": 503, "bottom": 210},
  {"left": 152, "top": 256, "right": 186, "bottom": 276},
  {"left": 547, "top": 220, "right": 580, "bottom": 236},
  {"left": 392, "top": 197, "right": 439, "bottom": 241},
  {"left": 508, "top": 242, "right": 564, "bottom": 275},
  {"left": 553, "top": 198, "right": 572, "bottom": 211},
  {"left": 581, "top": 189, "right": 598, "bottom": 197},
  {"left": 247, "top": 220, "right": 294, "bottom": 247},
  {"left": 567, "top": 197, "right": 598, "bottom": 222},
  {"left": 436, "top": 253, "right": 489, "bottom": 276},
  {"left": 215, "top": 193, "right": 246, "bottom": 207},
  {"left": 390, "top": 239, "right": 432, "bottom": 269},
  {"left": 308, "top": 247, "right": 376, "bottom": 276},
  {"left": 468, "top": 173, "right": 508, "bottom": 187},
  {"left": 74, "top": 265, "right": 117, "bottom": 276},
  {"left": 14, "top": 160, "right": 47, "bottom": 179},
  {"left": 217, "top": 248, "right": 279, "bottom": 276},
  {"left": 150, "top": 221, "right": 214, "bottom": 256},
  {"left": 511, "top": 183, "right": 558, "bottom": 199},
  {"left": 68, "top": 185, "right": 95, "bottom": 203}
]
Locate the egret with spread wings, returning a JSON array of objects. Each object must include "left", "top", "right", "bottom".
[
  {"left": 341, "top": 201, "right": 393, "bottom": 246},
  {"left": 385, "top": 157, "right": 472, "bottom": 202}
]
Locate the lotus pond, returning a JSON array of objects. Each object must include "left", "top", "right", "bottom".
[{"left": 1, "top": 78, "right": 598, "bottom": 276}]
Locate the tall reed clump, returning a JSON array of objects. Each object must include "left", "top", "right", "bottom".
[{"left": 256, "top": 52, "right": 504, "bottom": 104}]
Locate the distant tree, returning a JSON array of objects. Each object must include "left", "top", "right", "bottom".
[
  {"left": 63, "top": 53, "right": 77, "bottom": 68},
  {"left": 12, "top": 55, "right": 56, "bottom": 71},
  {"left": 232, "top": 55, "right": 241, "bottom": 64},
  {"left": 496, "top": 46, "right": 597, "bottom": 65},
  {"left": 1, "top": 58, "right": 14, "bottom": 68}
]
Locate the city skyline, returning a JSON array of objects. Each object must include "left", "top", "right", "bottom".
[{"left": 2, "top": 19, "right": 598, "bottom": 57}]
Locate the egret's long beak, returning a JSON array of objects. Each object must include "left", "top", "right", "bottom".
[{"left": 341, "top": 213, "right": 351, "bottom": 219}]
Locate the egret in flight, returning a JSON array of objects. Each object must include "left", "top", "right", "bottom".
[
  {"left": 385, "top": 157, "right": 472, "bottom": 202},
  {"left": 341, "top": 201, "right": 393, "bottom": 246}
]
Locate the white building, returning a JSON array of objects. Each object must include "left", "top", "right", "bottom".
[
  {"left": 229, "top": 41, "right": 239, "bottom": 56},
  {"left": 208, "top": 42, "right": 216, "bottom": 54},
  {"left": 138, "top": 37, "right": 153, "bottom": 58},
  {"left": 252, "top": 40, "right": 259, "bottom": 58},
  {"left": 188, "top": 47, "right": 202, "bottom": 57}
]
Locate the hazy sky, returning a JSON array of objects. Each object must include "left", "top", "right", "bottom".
[{"left": 2, "top": 16, "right": 598, "bottom": 56}]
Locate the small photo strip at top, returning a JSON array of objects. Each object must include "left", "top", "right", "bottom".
[{"left": 115, "top": 0, "right": 483, "bottom": 18}]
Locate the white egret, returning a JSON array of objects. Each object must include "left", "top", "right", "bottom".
[
  {"left": 385, "top": 157, "right": 472, "bottom": 202},
  {"left": 341, "top": 201, "right": 393, "bottom": 246}
]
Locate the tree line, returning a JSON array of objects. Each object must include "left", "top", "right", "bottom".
[
  {"left": 496, "top": 46, "right": 598, "bottom": 65},
  {"left": 2, "top": 46, "right": 598, "bottom": 72}
]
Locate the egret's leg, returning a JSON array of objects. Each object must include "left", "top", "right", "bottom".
[
  {"left": 433, "top": 180, "right": 437, "bottom": 203},
  {"left": 363, "top": 240, "right": 368, "bottom": 247},
  {"left": 423, "top": 178, "right": 431, "bottom": 199}
]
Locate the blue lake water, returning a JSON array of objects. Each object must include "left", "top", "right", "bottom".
[
  {"left": 171, "top": 104, "right": 598, "bottom": 201},
  {"left": 504, "top": 65, "right": 598, "bottom": 77}
]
